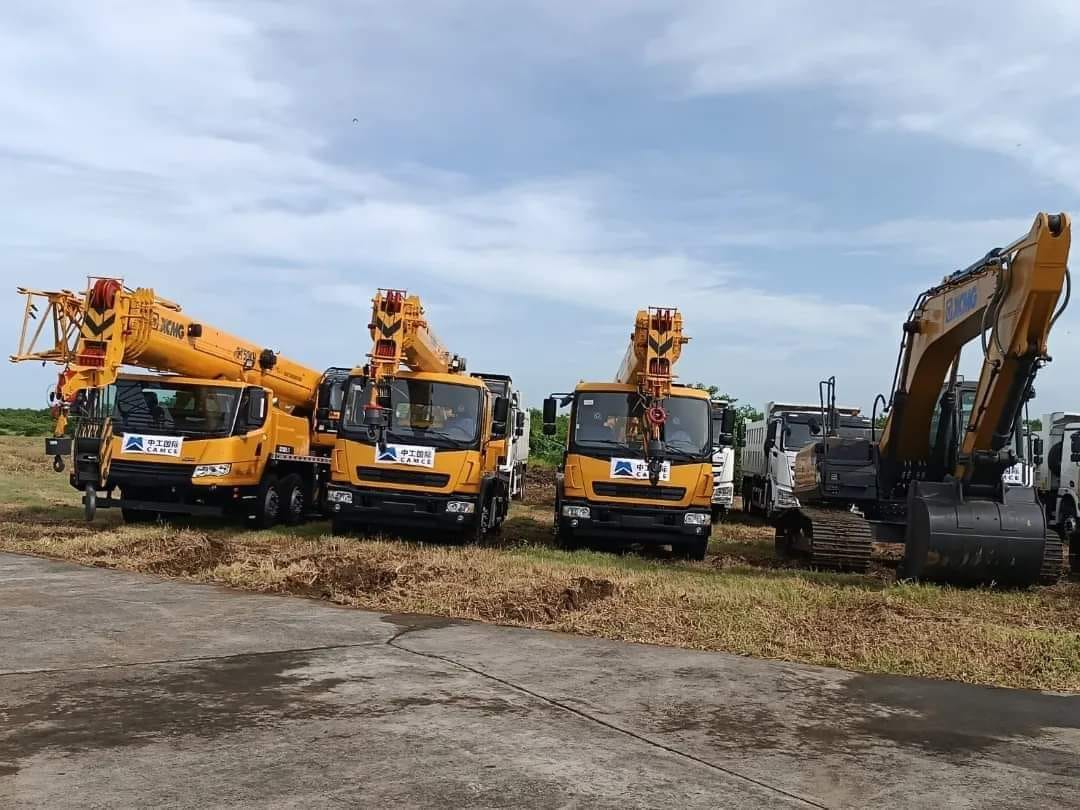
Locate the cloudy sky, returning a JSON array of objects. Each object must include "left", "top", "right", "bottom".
[{"left": 3, "top": 1, "right": 1078, "bottom": 413}]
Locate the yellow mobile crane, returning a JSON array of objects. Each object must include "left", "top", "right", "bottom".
[
  {"left": 783, "top": 212, "right": 1071, "bottom": 586},
  {"left": 326, "top": 289, "right": 514, "bottom": 540},
  {"left": 11, "top": 278, "right": 349, "bottom": 525},
  {"left": 542, "top": 308, "right": 726, "bottom": 559}
]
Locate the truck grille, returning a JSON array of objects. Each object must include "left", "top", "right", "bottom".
[
  {"left": 355, "top": 466, "right": 451, "bottom": 488},
  {"left": 592, "top": 482, "right": 686, "bottom": 501},
  {"left": 108, "top": 460, "right": 196, "bottom": 487}
]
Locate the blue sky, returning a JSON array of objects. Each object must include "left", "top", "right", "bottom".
[{"left": 3, "top": 1, "right": 1079, "bottom": 414}]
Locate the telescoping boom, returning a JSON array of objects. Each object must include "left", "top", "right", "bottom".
[{"left": 11, "top": 277, "right": 348, "bottom": 525}]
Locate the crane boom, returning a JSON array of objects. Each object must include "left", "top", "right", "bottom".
[
  {"left": 12, "top": 278, "right": 325, "bottom": 413},
  {"left": 366, "top": 289, "right": 462, "bottom": 381},
  {"left": 615, "top": 307, "right": 687, "bottom": 399}
]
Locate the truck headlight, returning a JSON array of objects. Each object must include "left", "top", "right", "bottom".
[
  {"left": 327, "top": 490, "right": 353, "bottom": 504},
  {"left": 446, "top": 500, "right": 475, "bottom": 514},
  {"left": 562, "top": 505, "right": 591, "bottom": 519},
  {"left": 193, "top": 464, "right": 231, "bottom": 478},
  {"left": 684, "top": 512, "right": 711, "bottom": 526},
  {"left": 775, "top": 488, "right": 799, "bottom": 508}
]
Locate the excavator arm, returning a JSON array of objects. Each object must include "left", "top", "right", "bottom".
[{"left": 881, "top": 212, "right": 1071, "bottom": 479}]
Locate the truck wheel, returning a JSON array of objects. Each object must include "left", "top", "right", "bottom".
[
  {"left": 742, "top": 480, "right": 753, "bottom": 515},
  {"left": 250, "top": 474, "right": 281, "bottom": 529},
  {"left": 83, "top": 484, "right": 97, "bottom": 522},
  {"left": 711, "top": 505, "right": 725, "bottom": 523},
  {"left": 682, "top": 536, "right": 709, "bottom": 561},
  {"left": 468, "top": 498, "right": 491, "bottom": 544},
  {"left": 1061, "top": 502, "right": 1080, "bottom": 569},
  {"left": 331, "top": 515, "right": 352, "bottom": 537},
  {"left": 122, "top": 507, "right": 157, "bottom": 525},
  {"left": 280, "top": 475, "right": 305, "bottom": 526}
]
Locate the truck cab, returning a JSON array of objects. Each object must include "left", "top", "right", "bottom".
[
  {"left": 544, "top": 383, "right": 713, "bottom": 559},
  {"left": 709, "top": 400, "right": 737, "bottom": 519},
  {"left": 744, "top": 403, "right": 868, "bottom": 520},
  {"left": 473, "top": 373, "right": 530, "bottom": 501},
  {"left": 1034, "top": 412, "right": 1080, "bottom": 562},
  {"left": 328, "top": 370, "right": 511, "bottom": 539},
  {"left": 69, "top": 372, "right": 321, "bottom": 526}
]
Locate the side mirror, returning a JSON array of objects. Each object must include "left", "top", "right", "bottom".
[
  {"left": 492, "top": 396, "right": 509, "bottom": 425},
  {"left": 248, "top": 388, "right": 267, "bottom": 424},
  {"left": 514, "top": 411, "right": 526, "bottom": 437},
  {"left": 542, "top": 397, "right": 558, "bottom": 436},
  {"left": 1032, "top": 437, "right": 1044, "bottom": 457},
  {"left": 763, "top": 438, "right": 775, "bottom": 453},
  {"left": 721, "top": 409, "right": 736, "bottom": 436},
  {"left": 1034, "top": 455, "right": 1044, "bottom": 466},
  {"left": 1071, "top": 434, "right": 1080, "bottom": 453}
]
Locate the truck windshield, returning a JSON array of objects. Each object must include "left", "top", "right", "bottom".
[
  {"left": 782, "top": 419, "right": 821, "bottom": 450},
  {"left": 112, "top": 379, "right": 241, "bottom": 439},
  {"left": 571, "top": 392, "right": 710, "bottom": 458},
  {"left": 343, "top": 379, "right": 482, "bottom": 449}
]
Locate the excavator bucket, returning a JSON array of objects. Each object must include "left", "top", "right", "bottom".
[{"left": 900, "top": 480, "right": 1047, "bottom": 586}]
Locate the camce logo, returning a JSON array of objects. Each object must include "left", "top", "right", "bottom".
[{"left": 123, "top": 435, "right": 144, "bottom": 453}]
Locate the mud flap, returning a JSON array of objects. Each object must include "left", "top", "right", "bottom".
[{"left": 900, "top": 480, "right": 1046, "bottom": 586}]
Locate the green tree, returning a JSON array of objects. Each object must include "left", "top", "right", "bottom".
[{"left": 529, "top": 408, "right": 568, "bottom": 466}]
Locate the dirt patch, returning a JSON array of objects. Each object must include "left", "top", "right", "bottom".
[
  {"left": 475, "top": 576, "right": 617, "bottom": 624},
  {"left": 523, "top": 465, "right": 556, "bottom": 506},
  {"left": 101, "top": 533, "right": 234, "bottom": 576}
]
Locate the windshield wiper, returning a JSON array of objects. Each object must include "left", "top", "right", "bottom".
[{"left": 661, "top": 446, "right": 703, "bottom": 461}]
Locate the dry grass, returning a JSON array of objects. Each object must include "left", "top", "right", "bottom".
[{"left": 1, "top": 436, "right": 1078, "bottom": 692}]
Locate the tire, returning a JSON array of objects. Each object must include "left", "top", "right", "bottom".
[
  {"left": 711, "top": 505, "right": 725, "bottom": 524},
  {"left": 280, "top": 475, "right": 305, "bottom": 526},
  {"left": 250, "top": 474, "right": 281, "bottom": 529},
  {"left": 83, "top": 484, "right": 97, "bottom": 522},
  {"left": 466, "top": 498, "right": 491, "bottom": 544},
  {"left": 331, "top": 515, "right": 352, "bottom": 537},
  {"left": 742, "top": 480, "right": 754, "bottom": 515},
  {"left": 1061, "top": 500, "right": 1080, "bottom": 569},
  {"left": 122, "top": 507, "right": 157, "bottom": 525},
  {"left": 683, "top": 536, "right": 708, "bottom": 561}
]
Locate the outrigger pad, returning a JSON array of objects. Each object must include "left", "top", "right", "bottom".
[{"left": 900, "top": 480, "right": 1046, "bottom": 586}]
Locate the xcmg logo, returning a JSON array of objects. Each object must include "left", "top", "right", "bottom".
[
  {"left": 158, "top": 317, "right": 186, "bottom": 339},
  {"left": 945, "top": 288, "right": 979, "bottom": 323}
]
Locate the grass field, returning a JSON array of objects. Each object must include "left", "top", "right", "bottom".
[{"left": 1, "top": 435, "right": 1078, "bottom": 691}]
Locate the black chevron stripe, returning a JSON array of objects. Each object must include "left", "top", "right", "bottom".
[
  {"left": 656, "top": 337, "right": 674, "bottom": 356},
  {"left": 379, "top": 317, "right": 402, "bottom": 338},
  {"left": 81, "top": 313, "right": 116, "bottom": 337}
]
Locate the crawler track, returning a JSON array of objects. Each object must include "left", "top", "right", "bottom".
[
  {"left": 1040, "top": 535, "right": 1064, "bottom": 585},
  {"left": 778, "top": 507, "right": 873, "bottom": 573}
]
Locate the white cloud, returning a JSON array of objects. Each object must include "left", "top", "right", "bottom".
[{"left": 647, "top": 0, "right": 1080, "bottom": 193}]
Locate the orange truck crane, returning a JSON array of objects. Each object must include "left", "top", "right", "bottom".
[
  {"left": 542, "top": 307, "right": 725, "bottom": 559},
  {"left": 326, "top": 289, "right": 522, "bottom": 540},
  {"left": 11, "top": 278, "right": 349, "bottom": 525}
]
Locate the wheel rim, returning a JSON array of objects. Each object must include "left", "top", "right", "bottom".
[{"left": 266, "top": 488, "right": 280, "bottom": 520}]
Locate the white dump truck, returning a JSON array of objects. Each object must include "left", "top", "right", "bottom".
[
  {"left": 710, "top": 399, "right": 737, "bottom": 520},
  {"left": 742, "top": 401, "right": 867, "bottom": 520},
  {"left": 1033, "top": 412, "right": 1080, "bottom": 564}
]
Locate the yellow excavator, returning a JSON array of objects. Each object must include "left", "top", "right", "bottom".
[
  {"left": 542, "top": 307, "right": 724, "bottom": 559},
  {"left": 11, "top": 278, "right": 348, "bottom": 525},
  {"left": 782, "top": 212, "right": 1071, "bottom": 586},
  {"left": 326, "top": 289, "right": 519, "bottom": 540}
]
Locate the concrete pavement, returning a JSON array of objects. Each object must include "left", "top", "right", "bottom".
[{"left": 1, "top": 552, "right": 1078, "bottom": 808}]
